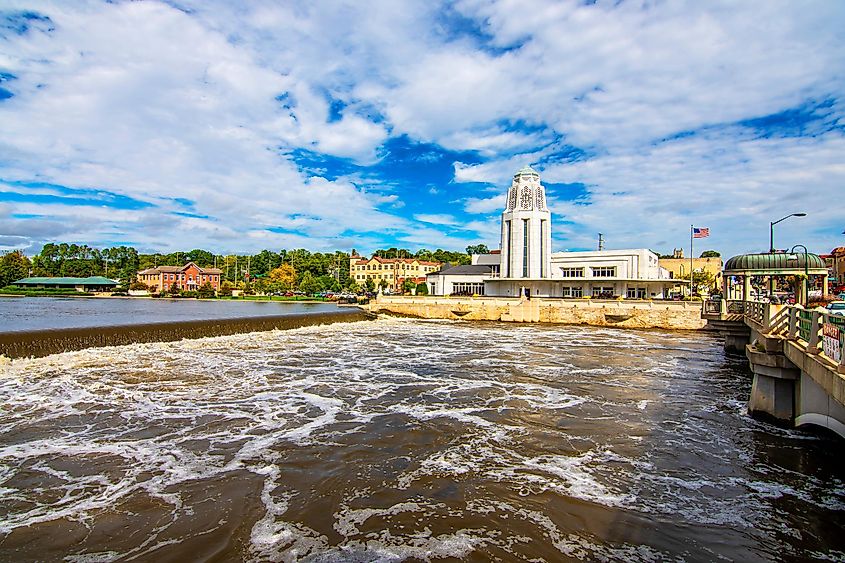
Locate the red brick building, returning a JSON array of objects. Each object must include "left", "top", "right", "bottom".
[{"left": 137, "top": 262, "right": 222, "bottom": 293}]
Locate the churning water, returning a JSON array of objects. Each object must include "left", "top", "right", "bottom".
[{"left": 0, "top": 318, "right": 843, "bottom": 562}]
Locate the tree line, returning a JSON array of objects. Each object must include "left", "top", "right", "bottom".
[{"left": 1, "top": 243, "right": 487, "bottom": 293}]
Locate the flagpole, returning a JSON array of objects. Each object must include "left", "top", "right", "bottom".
[{"left": 690, "top": 225, "right": 694, "bottom": 298}]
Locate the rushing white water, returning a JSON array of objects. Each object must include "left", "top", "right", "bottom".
[{"left": 1, "top": 318, "right": 843, "bottom": 562}]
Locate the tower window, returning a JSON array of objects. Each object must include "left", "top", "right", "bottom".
[
  {"left": 505, "top": 220, "right": 511, "bottom": 278},
  {"left": 523, "top": 219, "right": 529, "bottom": 277},
  {"left": 520, "top": 187, "right": 531, "bottom": 209},
  {"left": 540, "top": 219, "right": 545, "bottom": 278}
]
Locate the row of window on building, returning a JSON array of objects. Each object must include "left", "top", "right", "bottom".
[
  {"left": 142, "top": 273, "right": 214, "bottom": 283},
  {"left": 560, "top": 266, "right": 617, "bottom": 278},
  {"left": 559, "top": 286, "right": 652, "bottom": 298}
]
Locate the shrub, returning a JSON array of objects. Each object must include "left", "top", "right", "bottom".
[{"left": 197, "top": 282, "right": 215, "bottom": 299}]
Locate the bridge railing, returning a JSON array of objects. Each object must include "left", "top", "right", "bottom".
[
  {"left": 782, "top": 305, "right": 845, "bottom": 372},
  {"left": 746, "top": 301, "right": 766, "bottom": 326},
  {"left": 701, "top": 299, "right": 745, "bottom": 318},
  {"left": 727, "top": 300, "right": 746, "bottom": 314}
]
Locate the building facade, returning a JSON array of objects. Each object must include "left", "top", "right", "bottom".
[
  {"left": 426, "top": 253, "right": 500, "bottom": 296},
  {"left": 137, "top": 262, "right": 222, "bottom": 293},
  {"left": 426, "top": 166, "right": 674, "bottom": 299},
  {"left": 659, "top": 250, "right": 723, "bottom": 294},
  {"left": 349, "top": 256, "right": 441, "bottom": 292},
  {"left": 499, "top": 166, "right": 552, "bottom": 280},
  {"left": 831, "top": 247, "right": 845, "bottom": 289}
]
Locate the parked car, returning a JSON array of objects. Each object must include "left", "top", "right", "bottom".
[{"left": 826, "top": 301, "right": 845, "bottom": 316}]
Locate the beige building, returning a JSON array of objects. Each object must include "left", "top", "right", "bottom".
[
  {"left": 350, "top": 255, "right": 441, "bottom": 292},
  {"left": 658, "top": 249, "right": 723, "bottom": 294}
]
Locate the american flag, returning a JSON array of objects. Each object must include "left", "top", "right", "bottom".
[{"left": 693, "top": 227, "right": 710, "bottom": 238}]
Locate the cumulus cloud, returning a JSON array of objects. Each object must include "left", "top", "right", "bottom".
[{"left": 0, "top": 0, "right": 843, "bottom": 256}]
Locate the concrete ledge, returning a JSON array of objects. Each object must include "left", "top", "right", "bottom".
[
  {"left": 368, "top": 296, "right": 706, "bottom": 330},
  {"left": 745, "top": 344, "right": 796, "bottom": 369},
  {"left": 785, "top": 340, "right": 845, "bottom": 408}
]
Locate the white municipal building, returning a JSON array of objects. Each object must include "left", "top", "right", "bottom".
[{"left": 426, "top": 166, "right": 674, "bottom": 299}]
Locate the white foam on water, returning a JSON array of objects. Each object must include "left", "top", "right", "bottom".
[{"left": 0, "top": 317, "right": 840, "bottom": 560}]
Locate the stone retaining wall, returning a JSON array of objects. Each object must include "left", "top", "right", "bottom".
[{"left": 367, "top": 296, "right": 706, "bottom": 330}]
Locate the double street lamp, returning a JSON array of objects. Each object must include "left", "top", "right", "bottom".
[{"left": 770, "top": 213, "right": 806, "bottom": 253}]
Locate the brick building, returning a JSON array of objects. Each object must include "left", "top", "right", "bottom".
[{"left": 137, "top": 262, "right": 222, "bottom": 293}]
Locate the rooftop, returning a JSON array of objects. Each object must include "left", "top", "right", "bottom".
[{"left": 723, "top": 252, "right": 827, "bottom": 274}]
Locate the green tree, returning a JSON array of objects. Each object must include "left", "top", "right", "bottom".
[
  {"left": 254, "top": 278, "right": 269, "bottom": 295},
  {"left": 415, "top": 281, "right": 429, "bottom": 295},
  {"left": 197, "top": 282, "right": 215, "bottom": 299},
  {"left": 679, "top": 270, "right": 716, "bottom": 294},
  {"left": 402, "top": 278, "right": 417, "bottom": 294},
  {"left": 364, "top": 278, "right": 375, "bottom": 292},
  {"left": 299, "top": 271, "right": 319, "bottom": 295},
  {"left": 466, "top": 244, "right": 489, "bottom": 255},
  {"left": 186, "top": 249, "right": 215, "bottom": 267},
  {"left": 700, "top": 250, "right": 721, "bottom": 258},
  {"left": 0, "top": 250, "right": 31, "bottom": 287}
]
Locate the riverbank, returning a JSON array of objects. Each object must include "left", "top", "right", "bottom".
[
  {"left": 366, "top": 295, "right": 706, "bottom": 330},
  {"left": 0, "top": 308, "right": 373, "bottom": 359}
]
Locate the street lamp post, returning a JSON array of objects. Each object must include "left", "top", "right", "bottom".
[
  {"left": 789, "top": 244, "right": 809, "bottom": 307},
  {"left": 770, "top": 213, "right": 806, "bottom": 253}
]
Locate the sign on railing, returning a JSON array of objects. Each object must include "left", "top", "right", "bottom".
[{"left": 822, "top": 322, "right": 841, "bottom": 362}]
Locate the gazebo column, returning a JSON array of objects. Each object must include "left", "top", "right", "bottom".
[
  {"left": 822, "top": 274, "right": 829, "bottom": 299},
  {"left": 742, "top": 275, "right": 751, "bottom": 301}
]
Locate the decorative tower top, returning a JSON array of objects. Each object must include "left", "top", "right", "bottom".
[{"left": 506, "top": 165, "right": 547, "bottom": 212}]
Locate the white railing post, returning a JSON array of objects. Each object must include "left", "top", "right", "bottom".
[
  {"left": 788, "top": 305, "right": 801, "bottom": 340},
  {"left": 838, "top": 328, "right": 845, "bottom": 374},
  {"left": 807, "top": 309, "right": 822, "bottom": 354}
]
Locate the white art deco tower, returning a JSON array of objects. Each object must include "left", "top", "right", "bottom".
[{"left": 499, "top": 166, "right": 552, "bottom": 279}]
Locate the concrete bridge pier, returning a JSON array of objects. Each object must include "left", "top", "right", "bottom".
[
  {"left": 746, "top": 336, "right": 799, "bottom": 422},
  {"left": 742, "top": 304, "right": 845, "bottom": 438}
]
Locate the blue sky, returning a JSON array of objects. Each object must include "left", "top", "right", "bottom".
[{"left": 0, "top": 0, "right": 843, "bottom": 257}]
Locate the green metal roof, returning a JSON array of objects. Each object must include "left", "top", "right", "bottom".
[
  {"left": 13, "top": 276, "right": 118, "bottom": 285},
  {"left": 723, "top": 252, "right": 827, "bottom": 274},
  {"left": 515, "top": 165, "right": 539, "bottom": 176}
]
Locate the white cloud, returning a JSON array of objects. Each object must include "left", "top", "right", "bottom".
[
  {"left": 0, "top": 0, "right": 843, "bottom": 257},
  {"left": 413, "top": 213, "right": 459, "bottom": 226}
]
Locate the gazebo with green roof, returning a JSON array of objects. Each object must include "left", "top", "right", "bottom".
[
  {"left": 722, "top": 252, "right": 828, "bottom": 303},
  {"left": 12, "top": 276, "right": 119, "bottom": 292}
]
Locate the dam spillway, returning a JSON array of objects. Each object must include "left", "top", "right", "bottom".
[{"left": 0, "top": 308, "right": 372, "bottom": 359}]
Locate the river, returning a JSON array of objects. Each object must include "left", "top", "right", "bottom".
[
  {"left": 0, "top": 318, "right": 843, "bottom": 561},
  {"left": 0, "top": 296, "right": 337, "bottom": 332}
]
